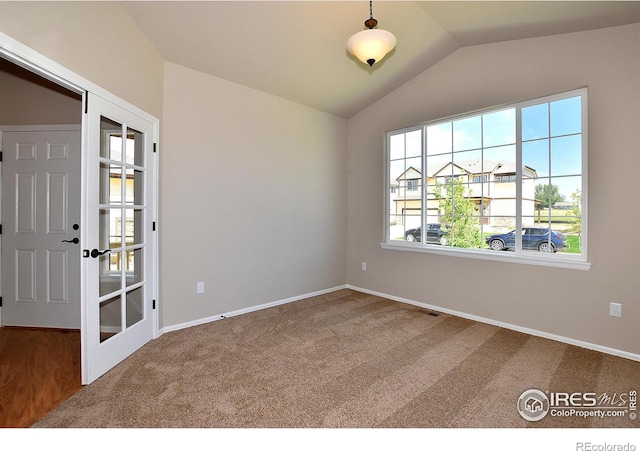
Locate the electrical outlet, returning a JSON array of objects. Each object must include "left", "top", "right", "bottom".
[
  {"left": 196, "top": 282, "right": 205, "bottom": 294},
  {"left": 610, "top": 302, "right": 622, "bottom": 318},
  {"left": 361, "top": 262, "right": 367, "bottom": 271}
]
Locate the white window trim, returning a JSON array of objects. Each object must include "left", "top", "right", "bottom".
[
  {"left": 382, "top": 88, "right": 589, "bottom": 271},
  {"left": 380, "top": 241, "right": 591, "bottom": 270}
]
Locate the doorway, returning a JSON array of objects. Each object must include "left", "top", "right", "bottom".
[
  {"left": 0, "top": 56, "right": 83, "bottom": 426},
  {"left": 1, "top": 29, "right": 159, "bottom": 405},
  {"left": 0, "top": 58, "right": 83, "bottom": 324}
]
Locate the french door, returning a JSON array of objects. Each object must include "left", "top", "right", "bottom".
[{"left": 83, "top": 93, "right": 157, "bottom": 384}]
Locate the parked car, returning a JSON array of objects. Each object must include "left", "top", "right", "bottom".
[
  {"left": 485, "top": 227, "right": 567, "bottom": 253},
  {"left": 405, "top": 224, "right": 448, "bottom": 245}
]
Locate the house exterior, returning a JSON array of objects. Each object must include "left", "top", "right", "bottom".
[{"left": 392, "top": 159, "right": 538, "bottom": 231}]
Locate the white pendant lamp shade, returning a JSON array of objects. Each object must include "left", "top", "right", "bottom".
[{"left": 347, "top": 28, "right": 396, "bottom": 67}]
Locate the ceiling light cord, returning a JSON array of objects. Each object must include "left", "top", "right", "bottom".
[{"left": 364, "top": 0, "right": 378, "bottom": 29}]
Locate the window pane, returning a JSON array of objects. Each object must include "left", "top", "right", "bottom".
[
  {"left": 523, "top": 139, "right": 549, "bottom": 177},
  {"left": 404, "top": 210, "right": 421, "bottom": 235},
  {"left": 533, "top": 177, "right": 552, "bottom": 219},
  {"left": 485, "top": 145, "right": 516, "bottom": 170},
  {"left": 487, "top": 186, "right": 516, "bottom": 226},
  {"left": 126, "top": 287, "right": 143, "bottom": 328},
  {"left": 406, "top": 156, "right": 421, "bottom": 174},
  {"left": 390, "top": 159, "right": 406, "bottom": 184},
  {"left": 522, "top": 103, "right": 549, "bottom": 141},
  {"left": 390, "top": 201, "right": 421, "bottom": 242},
  {"left": 125, "top": 168, "right": 135, "bottom": 204},
  {"left": 552, "top": 176, "right": 582, "bottom": 206},
  {"left": 126, "top": 247, "right": 144, "bottom": 286},
  {"left": 453, "top": 149, "right": 482, "bottom": 167},
  {"left": 551, "top": 135, "right": 582, "bottom": 176},
  {"left": 426, "top": 154, "right": 453, "bottom": 186},
  {"left": 125, "top": 127, "right": 144, "bottom": 167},
  {"left": 426, "top": 122, "right": 451, "bottom": 155},
  {"left": 551, "top": 96, "right": 581, "bottom": 136},
  {"left": 405, "top": 130, "right": 422, "bottom": 158},
  {"left": 124, "top": 167, "right": 145, "bottom": 206},
  {"left": 390, "top": 134, "right": 406, "bottom": 160},
  {"left": 453, "top": 116, "right": 481, "bottom": 151},
  {"left": 99, "top": 295, "right": 121, "bottom": 343},
  {"left": 99, "top": 208, "right": 121, "bottom": 250},
  {"left": 100, "top": 117, "right": 122, "bottom": 161},
  {"left": 123, "top": 208, "right": 143, "bottom": 246},
  {"left": 99, "top": 251, "right": 121, "bottom": 297},
  {"left": 100, "top": 163, "right": 122, "bottom": 205},
  {"left": 483, "top": 108, "right": 515, "bottom": 148}
]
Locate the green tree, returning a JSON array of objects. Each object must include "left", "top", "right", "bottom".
[
  {"left": 434, "top": 179, "right": 482, "bottom": 249},
  {"left": 569, "top": 190, "right": 582, "bottom": 233},
  {"left": 534, "top": 183, "right": 564, "bottom": 209}
]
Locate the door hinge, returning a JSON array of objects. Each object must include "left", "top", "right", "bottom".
[
  {"left": 84, "top": 91, "right": 89, "bottom": 114},
  {"left": 152, "top": 221, "right": 156, "bottom": 231},
  {"left": 152, "top": 299, "right": 156, "bottom": 310},
  {"left": 0, "top": 224, "right": 2, "bottom": 235},
  {"left": 0, "top": 297, "right": 3, "bottom": 307},
  {"left": 153, "top": 143, "right": 157, "bottom": 153},
  {"left": 0, "top": 150, "right": 3, "bottom": 162}
]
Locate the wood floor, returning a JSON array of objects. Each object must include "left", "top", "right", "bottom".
[{"left": 0, "top": 327, "right": 82, "bottom": 428}]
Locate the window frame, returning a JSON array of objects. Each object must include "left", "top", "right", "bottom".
[{"left": 382, "top": 88, "right": 590, "bottom": 271}]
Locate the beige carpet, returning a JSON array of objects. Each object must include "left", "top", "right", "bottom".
[{"left": 33, "top": 289, "right": 640, "bottom": 428}]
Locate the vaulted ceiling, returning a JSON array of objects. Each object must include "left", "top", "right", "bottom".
[{"left": 121, "top": 1, "right": 640, "bottom": 118}]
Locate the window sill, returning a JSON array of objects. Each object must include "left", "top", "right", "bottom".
[{"left": 380, "top": 242, "right": 591, "bottom": 271}]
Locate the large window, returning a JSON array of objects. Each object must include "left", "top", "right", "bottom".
[{"left": 384, "top": 89, "right": 588, "bottom": 269}]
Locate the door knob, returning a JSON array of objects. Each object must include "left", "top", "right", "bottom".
[
  {"left": 90, "top": 248, "right": 111, "bottom": 258},
  {"left": 62, "top": 237, "right": 80, "bottom": 244}
]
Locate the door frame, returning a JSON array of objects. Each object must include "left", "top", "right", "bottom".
[{"left": 0, "top": 32, "right": 160, "bottom": 385}]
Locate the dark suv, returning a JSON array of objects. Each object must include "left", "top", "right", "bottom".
[
  {"left": 485, "top": 227, "right": 567, "bottom": 253},
  {"left": 404, "top": 224, "right": 448, "bottom": 245}
]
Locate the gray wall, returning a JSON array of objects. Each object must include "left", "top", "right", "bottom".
[
  {"left": 346, "top": 23, "right": 640, "bottom": 356},
  {"left": 0, "top": 58, "right": 81, "bottom": 125},
  {"left": 160, "top": 63, "right": 348, "bottom": 327}
]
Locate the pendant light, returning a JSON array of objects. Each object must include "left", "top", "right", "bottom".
[{"left": 346, "top": 1, "right": 396, "bottom": 67}]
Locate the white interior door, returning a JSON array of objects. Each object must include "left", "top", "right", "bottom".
[
  {"left": 83, "top": 93, "right": 156, "bottom": 384},
  {"left": 1, "top": 128, "right": 81, "bottom": 329}
]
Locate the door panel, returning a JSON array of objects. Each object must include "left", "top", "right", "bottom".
[
  {"left": 83, "top": 93, "right": 156, "bottom": 383},
  {"left": 1, "top": 129, "right": 81, "bottom": 329}
]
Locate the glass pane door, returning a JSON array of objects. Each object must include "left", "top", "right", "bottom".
[
  {"left": 98, "top": 118, "right": 146, "bottom": 342},
  {"left": 83, "top": 92, "right": 156, "bottom": 384}
]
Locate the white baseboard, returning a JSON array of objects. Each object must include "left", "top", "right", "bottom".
[
  {"left": 160, "top": 285, "right": 349, "bottom": 335},
  {"left": 347, "top": 284, "right": 640, "bottom": 363}
]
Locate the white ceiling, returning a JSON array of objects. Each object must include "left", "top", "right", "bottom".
[{"left": 120, "top": 1, "right": 640, "bottom": 118}]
